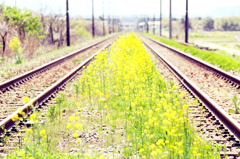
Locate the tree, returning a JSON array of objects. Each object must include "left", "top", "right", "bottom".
[
  {"left": 0, "top": 4, "right": 44, "bottom": 57},
  {"left": 221, "top": 16, "right": 240, "bottom": 31},
  {"left": 203, "top": 17, "right": 214, "bottom": 31},
  {"left": 181, "top": 17, "right": 192, "bottom": 30},
  {"left": 0, "top": 15, "right": 13, "bottom": 57}
]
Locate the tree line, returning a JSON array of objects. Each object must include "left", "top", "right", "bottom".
[
  {"left": 0, "top": 3, "right": 108, "bottom": 63},
  {"left": 203, "top": 16, "right": 240, "bottom": 31}
]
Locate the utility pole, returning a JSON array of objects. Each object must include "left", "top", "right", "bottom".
[
  {"left": 185, "top": 0, "right": 188, "bottom": 43},
  {"left": 147, "top": 16, "right": 149, "bottom": 33},
  {"left": 160, "top": 0, "right": 162, "bottom": 36},
  {"left": 92, "top": 0, "right": 95, "bottom": 38},
  {"left": 169, "top": 0, "right": 172, "bottom": 39},
  {"left": 66, "top": 0, "right": 70, "bottom": 46},
  {"left": 145, "top": 12, "right": 147, "bottom": 32},
  {"left": 102, "top": 0, "right": 105, "bottom": 36}
]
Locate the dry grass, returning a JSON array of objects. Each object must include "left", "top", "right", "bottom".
[{"left": 0, "top": 34, "right": 115, "bottom": 83}]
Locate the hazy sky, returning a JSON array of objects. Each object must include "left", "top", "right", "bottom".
[{"left": 2, "top": 0, "right": 240, "bottom": 18}]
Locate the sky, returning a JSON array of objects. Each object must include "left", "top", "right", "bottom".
[{"left": 1, "top": 0, "right": 240, "bottom": 18}]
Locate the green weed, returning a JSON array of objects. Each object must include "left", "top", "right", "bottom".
[{"left": 143, "top": 33, "right": 240, "bottom": 72}]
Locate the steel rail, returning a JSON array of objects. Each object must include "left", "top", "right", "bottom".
[
  {"left": 0, "top": 41, "right": 113, "bottom": 135},
  {"left": 142, "top": 39, "right": 240, "bottom": 140},
  {"left": 0, "top": 35, "right": 115, "bottom": 92},
  {"left": 143, "top": 35, "right": 240, "bottom": 88}
]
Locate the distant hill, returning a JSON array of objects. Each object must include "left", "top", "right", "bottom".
[
  {"left": 80, "top": 5, "right": 240, "bottom": 20},
  {"left": 205, "top": 5, "right": 240, "bottom": 18}
]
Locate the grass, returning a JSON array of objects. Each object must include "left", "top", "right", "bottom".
[
  {"left": 155, "top": 30, "right": 240, "bottom": 51},
  {"left": 189, "top": 32, "right": 240, "bottom": 51},
  {"left": 5, "top": 33, "right": 220, "bottom": 159},
  {"left": 143, "top": 33, "right": 240, "bottom": 72}
]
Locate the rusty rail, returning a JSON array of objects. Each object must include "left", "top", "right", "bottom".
[
  {"left": 142, "top": 38, "right": 240, "bottom": 140},
  {"left": 0, "top": 36, "right": 114, "bottom": 92},
  {"left": 0, "top": 41, "right": 113, "bottom": 135},
  {"left": 143, "top": 35, "right": 240, "bottom": 88}
]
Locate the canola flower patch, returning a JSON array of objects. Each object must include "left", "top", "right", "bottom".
[
  {"left": 72, "top": 32, "right": 220, "bottom": 158},
  {"left": 6, "top": 33, "right": 221, "bottom": 159}
]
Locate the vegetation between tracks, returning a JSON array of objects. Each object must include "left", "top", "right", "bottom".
[
  {"left": 143, "top": 33, "right": 240, "bottom": 72},
  {"left": 6, "top": 33, "right": 220, "bottom": 158}
]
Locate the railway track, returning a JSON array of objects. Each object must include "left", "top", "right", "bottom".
[
  {"left": 0, "top": 36, "right": 117, "bottom": 156},
  {"left": 141, "top": 35, "right": 240, "bottom": 158}
]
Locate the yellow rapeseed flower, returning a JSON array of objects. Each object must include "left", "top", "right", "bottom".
[
  {"left": 139, "top": 148, "right": 144, "bottom": 153},
  {"left": 73, "top": 132, "right": 79, "bottom": 138},
  {"left": 178, "top": 150, "right": 184, "bottom": 154},
  {"left": 150, "top": 144, "right": 156, "bottom": 150},
  {"left": 17, "top": 150, "right": 25, "bottom": 156},
  {"left": 69, "top": 116, "right": 75, "bottom": 121},
  {"left": 26, "top": 129, "right": 33, "bottom": 134},
  {"left": 75, "top": 123, "right": 83, "bottom": 129},
  {"left": 30, "top": 113, "right": 37, "bottom": 120},
  {"left": 11, "top": 114, "right": 19, "bottom": 122},
  {"left": 76, "top": 138, "right": 82, "bottom": 144},
  {"left": 40, "top": 129, "right": 46, "bottom": 137},
  {"left": 67, "top": 123, "right": 72, "bottom": 129},
  {"left": 23, "top": 96, "right": 29, "bottom": 103},
  {"left": 151, "top": 151, "right": 157, "bottom": 156},
  {"left": 183, "top": 105, "right": 188, "bottom": 109}
]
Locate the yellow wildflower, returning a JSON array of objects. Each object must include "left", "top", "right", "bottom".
[
  {"left": 180, "top": 92, "right": 186, "bottom": 96},
  {"left": 183, "top": 105, "right": 188, "bottom": 109},
  {"left": 17, "top": 150, "right": 25, "bottom": 156},
  {"left": 75, "top": 123, "right": 83, "bottom": 129},
  {"left": 30, "top": 113, "right": 37, "bottom": 120},
  {"left": 67, "top": 123, "right": 72, "bottom": 129},
  {"left": 151, "top": 150, "right": 157, "bottom": 156},
  {"left": 26, "top": 129, "right": 33, "bottom": 134},
  {"left": 11, "top": 114, "right": 19, "bottom": 122},
  {"left": 139, "top": 148, "right": 144, "bottom": 153},
  {"left": 179, "top": 150, "right": 184, "bottom": 154},
  {"left": 40, "top": 129, "right": 46, "bottom": 137},
  {"left": 150, "top": 144, "right": 156, "bottom": 149},
  {"left": 73, "top": 132, "right": 78, "bottom": 138},
  {"left": 76, "top": 139, "right": 82, "bottom": 144},
  {"left": 23, "top": 96, "right": 29, "bottom": 103},
  {"left": 69, "top": 116, "right": 75, "bottom": 121}
]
